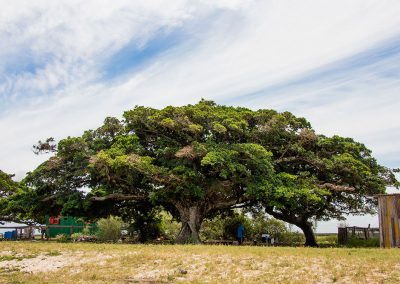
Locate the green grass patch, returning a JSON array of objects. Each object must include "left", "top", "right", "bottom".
[
  {"left": 345, "top": 237, "right": 379, "bottom": 248},
  {"left": 45, "top": 250, "right": 62, "bottom": 256},
  {"left": 0, "top": 254, "right": 37, "bottom": 262}
]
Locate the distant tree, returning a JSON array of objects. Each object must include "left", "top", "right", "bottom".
[
  {"left": 0, "top": 170, "right": 18, "bottom": 198},
  {"left": 0, "top": 170, "right": 17, "bottom": 222},
  {"left": 0, "top": 170, "right": 41, "bottom": 225}
]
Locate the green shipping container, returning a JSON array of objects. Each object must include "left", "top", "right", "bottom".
[{"left": 45, "top": 216, "right": 96, "bottom": 237}]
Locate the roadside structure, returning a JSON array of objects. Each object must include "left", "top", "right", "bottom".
[{"left": 377, "top": 194, "right": 400, "bottom": 248}]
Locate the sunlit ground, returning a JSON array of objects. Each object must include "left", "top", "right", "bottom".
[{"left": 0, "top": 242, "right": 399, "bottom": 283}]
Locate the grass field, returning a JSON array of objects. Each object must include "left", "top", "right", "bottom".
[{"left": 0, "top": 242, "right": 399, "bottom": 283}]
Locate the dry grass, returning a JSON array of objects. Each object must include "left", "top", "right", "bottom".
[{"left": 0, "top": 242, "right": 399, "bottom": 283}]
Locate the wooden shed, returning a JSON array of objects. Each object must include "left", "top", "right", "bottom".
[{"left": 377, "top": 194, "right": 400, "bottom": 248}]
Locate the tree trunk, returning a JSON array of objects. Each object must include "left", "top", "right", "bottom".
[
  {"left": 175, "top": 204, "right": 204, "bottom": 244},
  {"left": 264, "top": 208, "right": 319, "bottom": 247},
  {"left": 299, "top": 221, "right": 318, "bottom": 247}
]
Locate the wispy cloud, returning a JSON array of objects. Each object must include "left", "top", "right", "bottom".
[
  {"left": 1, "top": 0, "right": 400, "bottom": 180},
  {"left": 225, "top": 34, "right": 400, "bottom": 167}
]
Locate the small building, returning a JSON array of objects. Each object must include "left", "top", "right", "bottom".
[
  {"left": 337, "top": 226, "right": 379, "bottom": 245},
  {"left": 377, "top": 194, "right": 400, "bottom": 248},
  {"left": 0, "top": 221, "right": 38, "bottom": 240}
]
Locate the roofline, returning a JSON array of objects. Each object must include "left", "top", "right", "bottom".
[{"left": 375, "top": 193, "right": 400, "bottom": 197}]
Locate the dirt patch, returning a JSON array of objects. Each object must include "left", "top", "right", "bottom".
[{"left": 0, "top": 251, "right": 114, "bottom": 273}]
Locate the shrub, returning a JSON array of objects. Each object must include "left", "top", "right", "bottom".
[
  {"left": 248, "top": 214, "right": 288, "bottom": 241},
  {"left": 96, "top": 216, "right": 123, "bottom": 242},
  {"left": 345, "top": 237, "right": 379, "bottom": 248},
  {"left": 200, "top": 211, "right": 289, "bottom": 242},
  {"left": 279, "top": 232, "right": 305, "bottom": 245},
  {"left": 222, "top": 214, "right": 252, "bottom": 240},
  {"left": 82, "top": 225, "right": 92, "bottom": 235},
  {"left": 200, "top": 215, "right": 225, "bottom": 240},
  {"left": 159, "top": 211, "right": 181, "bottom": 240},
  {"left": 55, "top": 234, "right": 69, "bottom": 243},
  {"left": 70, "top": 232, "right": 83, "bottom": 242},
  {"left": 316, "top": 235, "right": 338, "bottom": 246}
]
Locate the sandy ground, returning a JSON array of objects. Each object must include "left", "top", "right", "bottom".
[
  {"left": 0, "top": 250, "right": 113, "bottom": 274},
  {"left": 1, "top": 243, "right": 400, "bottom": 283}
]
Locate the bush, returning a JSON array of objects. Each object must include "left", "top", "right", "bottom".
[
  {"left": 159, "top": 211, "right": 181, "bottom": 240},
  {"left": 200, "top": 215, "right": 225, "bottom": 240},
  {"left": 82, "top": 225, "right": 93, "bottom": 235},
  {"left": 279, "top": 232, "right": 305, "bottom": 245},
  {"left": 248, "top": 214, "right": 287, "bottom": 241},
  {"left": 55, "top": 234, "right": 69, "bottom": 243},
  {"left": 200, "top": 211, "right": 289, "bottom": 242},
  {"left": 96, "top": 216, "right": 123, "bottom": 242},
  {"left": 316, "top": 235, "right": 338, "bottom": 246},
  {"left": 345, "top": 237, "right": 379, "bottom": 248},
  {"left": 222, "top": 214, "right": 252, "bottom": 240},
  {"left": 70, "top": 232, "right": 83, "bottom": 242}
]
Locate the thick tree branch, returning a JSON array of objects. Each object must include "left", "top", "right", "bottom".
[
  {"left": 319, "top": 183, "right": 354, "bottom": 192},
  {"left": 90, "top": 193, "right": 147, "bottom": 202},
  {"left": 275, "top": 156, "right": 324, "bottom": 171},
  {"left": 41, "top": 195, "right": 57, "bottom": 202}
]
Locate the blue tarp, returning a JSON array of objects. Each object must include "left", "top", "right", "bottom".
[{"left": 4, "top": 230, "right": 16, "bottom": 240}]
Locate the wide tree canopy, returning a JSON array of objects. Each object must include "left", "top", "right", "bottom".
[
  {"left": 23, "top": 101, "right": 277, "bottom": 243},
  {"left": 13, "top": 100, "right": 398, "bottom": 245}
]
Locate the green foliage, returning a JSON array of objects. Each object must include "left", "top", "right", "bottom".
[
  {"left": 200, "top": 215, "right": 226, "bottom": 240},
  {"left": 200, "top": 211, "right": 288, "bottom": 241},
  {"left": 8, "top": 100, "right": 397, "bottom": 245},
  {"left": 0, "top": 170, "right": 18, "bottom": 196},
  {"left": 221, "top": 213, "right": 251, "bottom": 240},
  {"left": 158, "top": 211, "right": 181, "bottom": 240},
  {"left": 249, "top": 213, "right": 287, "bottom": 240},
  {"left": 55, "top": 234, "right": 69, "bottom": 243},
  {"left": 316, "top": 235, "right": 338, "bottom": 246},
  {"left": 96, "top": 216, "right": 123, "bottom": 242},
  {"left": 70, "top": 232, "right": 84, "bottom": 242},
  {"left": 279, "top": 232, "right": 306, "bottom": 246},
  {"left": 0, "top": 172, "right": 15, "bottom": 218},
  {"left": 82, "top": 225, "right": 92, "bottom": 235},
  {"left": 345, "top": 237, "right": 379, "bottom": 248}
]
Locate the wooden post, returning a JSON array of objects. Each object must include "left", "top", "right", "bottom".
[
  {"left": 338, "top": 227, "right": 347, "bottom": 245},
  {"left": 377, "top": 194, "right": 400, "bottom": 248}
]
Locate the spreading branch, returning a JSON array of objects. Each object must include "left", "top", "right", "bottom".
[
  {"left": 319, "top": 183, "right": 355, "bottom": 192},
  {"left": 90, "top": 193, "right": 147, "bottom": 202}
]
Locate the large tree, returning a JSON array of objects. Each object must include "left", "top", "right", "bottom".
[
  {"left": 255, "top": 118, "right": 398, "bottom": 246},
  {"left": 18, "top": 100, "right": 397, "bottom": 245},
  {"left": 24, "top": 101, "right": 276, "bottom": 243}
]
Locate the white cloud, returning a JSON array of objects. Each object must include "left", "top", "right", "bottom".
[{"left": 1, "top": 0, "right": 400, "bottom": 179}]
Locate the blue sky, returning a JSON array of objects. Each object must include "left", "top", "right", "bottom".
[{"left": 1, "top": 0, "right": 400, "bottom": 232}]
